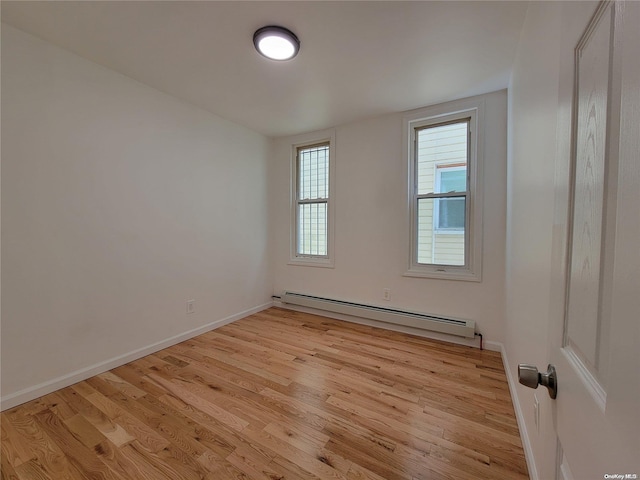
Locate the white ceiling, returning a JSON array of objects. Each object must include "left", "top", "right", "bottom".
[{"left": 1, "top": 1, "right": 529, "bottom": 137}]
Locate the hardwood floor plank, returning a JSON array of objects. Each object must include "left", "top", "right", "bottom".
[
  {"left": 4, "top": 410, "right": 74, "bottom": 479},
  {"left": 1, "top": 415, "right": 35, "bottom": 468},
  {"left": 269, "top": 454, "right": 325, "bottom": 480},
  {"left": 82, "top": 391, "right": 170, "bottom": 453},
  {"left": 93, "top": 439, "right": 166, "bottom": 480},
  {"left": 325, "top": 438, "right": 411, "bottom": 480},
  {"left": 116, "top": 441, "right": 176, "bottom": 480},
  {"left": 13, "top": 459, "right": 56, "bottom": 480},
  {"left": 32, "top": 409, "right": 122, "bottom": 480},
  {"left": 146, "top": 373, "right": 250, "bottom": 432},
  {"left": 428, "top": 444, "right": 529, "bottom": 480},
  {"left": 263, "top": 421, "right": 329, "bottom": 457},
  {"left": 63, "top": 414, "right": 106, "bottom": 449},
  {"left": 325, "top": 392, "right": 444, "bottom": 439},
  {"left": 244, "top": 427, "right": 349, "bottom": 480},
  {"left": 148, "top": 394, "right": 238, "bottom": 461},
  {"left": 224, "top": 444, "right": 280, "bottom": 480},
  {"left": 96, "top": 372, "right": 147, "bottom": 400},
  {"left": 167, "top": 344, "right": 279, "bottom": 394},
  {"left": 345, "top": 461, "right": 388, "bottom": 480},
  {"left": 0, "top": 460, "right": 20, "bottom": 480},
  {"left": 1, "top": 307, "right": 529, "bottom": 479}
]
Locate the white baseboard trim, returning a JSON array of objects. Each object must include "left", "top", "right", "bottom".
[
  {"left": 0, "top": 302, "right": 273, "bottom": 411},
  {"left": 482, "top": 340, "right": 503, "bottom": 353},
  {"left": 493, "top": 341, "right": 539, "bottom": 480}
]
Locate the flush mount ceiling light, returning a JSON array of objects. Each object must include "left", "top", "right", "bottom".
[{"left": 253, "top": 25, "right": 300, "bottom": 61}]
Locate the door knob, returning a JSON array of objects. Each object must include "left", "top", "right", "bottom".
[{"left": 518, "top": 364, "right": 558, "bottom": 399}]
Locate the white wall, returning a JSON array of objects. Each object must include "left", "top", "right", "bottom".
[
  {"left": 270, "top": 90, "right": 508, "bottom": 344},
  {"left": 1, "top": 25, "right": 272, "bottom": 406},
  {"left": 505, "top": 4, "right": 563, "bottom": 478}
]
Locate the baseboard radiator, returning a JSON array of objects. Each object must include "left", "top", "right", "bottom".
[{"left": 280, "top": 291, "right": 476, "bottom": 338}]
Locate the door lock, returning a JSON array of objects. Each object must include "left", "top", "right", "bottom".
[{"left": 518, "top": 364, "right": 558, "bottom": 399}]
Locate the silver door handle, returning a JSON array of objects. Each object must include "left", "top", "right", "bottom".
[{"left": 518, "top": 364, "right": 558, "bottom": 399}]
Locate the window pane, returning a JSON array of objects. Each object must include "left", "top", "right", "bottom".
[
  {"left": 298, "top": 202, "right": 327, "bottom": 256},
  {"left": 417, "top": 198, "right": 465, "bottom": 266},
  {"left": 298, "top": 144, "right": 329, "bottom": 200},
  {"left": 438, "top": 169, "right": 466, "bottom": 193},
  {"left": 416, "top": 121, "right": 468, "bottom": 195},
  {"left": 438, "top": 197, "right": 465, "bottom": 229}
]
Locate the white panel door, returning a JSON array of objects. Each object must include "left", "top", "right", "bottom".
[{"left": 549, "top": 1, "right": 639, "bottom": 478}]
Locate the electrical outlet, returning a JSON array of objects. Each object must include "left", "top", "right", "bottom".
[
  {"left": 533, "top": 394, "right": 540, "bottom": 433},
  {"left": 186, "top": 300, "right": 195, "bottom": 315},
  {"left": 383, "top": 288, "right": 391, "bottom": 301}
]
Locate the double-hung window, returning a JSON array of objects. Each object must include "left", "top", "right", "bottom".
[
  {"left": 405, "top": 100, "right": 483, "bottom": 281},
  {"left": 290, "top": 130, "right": 335, "bottom": 267},
  {"left": 296, "top": 143, "right": 329, "bottom": 256}
]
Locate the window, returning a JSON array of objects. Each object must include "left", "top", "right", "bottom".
[
  {"left": 290, "top": 130, "right": 335, "bottom": 267},
  {"left": 296, "top": 143, "right": 329, "bottom": 256},
  {"left": 405, "top": 100, "right": 483, "bottom": 281}
]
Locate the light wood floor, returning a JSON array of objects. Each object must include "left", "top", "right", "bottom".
[{"left": 1, "top": 307, "right": 529, "bottom": 480}]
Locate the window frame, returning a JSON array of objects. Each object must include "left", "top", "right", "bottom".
[
  {"left": 289, "top": 129, "right": 336, "bottom": 268},
  {"left": 404, "top": 99, "right": 484, "bottom": 281},
  {"left": 295, "top": 142, "right": 330, "bottom": 258}
]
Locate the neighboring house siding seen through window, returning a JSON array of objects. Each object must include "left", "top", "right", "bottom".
[{"left": 405, "top": 99, "right": 483, "bottom": 281}]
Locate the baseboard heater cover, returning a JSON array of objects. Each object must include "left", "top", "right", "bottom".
[{"left": 280, "top": 291, "right": 476, "bottom": 338}]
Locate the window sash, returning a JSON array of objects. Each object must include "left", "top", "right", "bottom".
[
  {"left": 296, "top": 201, "right": 328, "bottom": 257},
  {"left": 412, "top": 119, "right": 470, "bottom": 268},
  {"left": 435, "top": 197, "right": 467, "bottom": 233}
]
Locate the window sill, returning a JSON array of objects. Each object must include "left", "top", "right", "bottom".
[
  {"left": 403, "top": 267, "right": 481, "bottom": 282},
  {"left": 288, "top": 257, "right": 335, "bottom": 269}
]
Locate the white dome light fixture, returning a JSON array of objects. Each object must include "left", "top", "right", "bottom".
[{"left": 253, "top": 25, "right": 300, "bottom": 61}]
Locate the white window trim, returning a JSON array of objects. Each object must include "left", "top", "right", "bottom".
[
  {"left": 403, "top": 98, "right": 484, "bottom": 282},
  {"left": 288, "top": 129, "right": 336, "bottom": 268}
]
